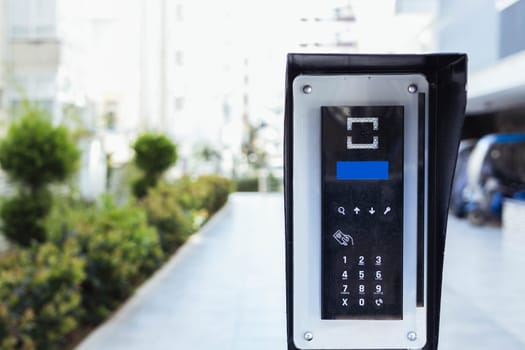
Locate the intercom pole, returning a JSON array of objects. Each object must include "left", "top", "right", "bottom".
[{"left": 284, "top": 54, "right": 467, "bottom": 350}]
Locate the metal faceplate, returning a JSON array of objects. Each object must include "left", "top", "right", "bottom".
[{"left": 292, "top": 74, "right": 428, "bottom": 349}]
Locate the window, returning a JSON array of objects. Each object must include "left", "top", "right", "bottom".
[
  {"left": 175, "top": 51, "right": 184, "bottom": 66},
  {"left": 7, "top": 0, "right": 57, "bottom": 40},
  {"left": 176, "top": 4, "right": 184, "bottom": 21},
  {"left": 103, "top": 101, "right": 118, "bottom": 130},
  {"left": 174, "top": 97, "right": 184, "bottom": 111}
]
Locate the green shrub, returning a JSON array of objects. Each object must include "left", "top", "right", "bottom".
[
  {"left": 0, "top": 190, "right": 52, "bottom": 246},
  {"left": 44, "top": 195, "right": 164, "bottom": 323},
  {"left": 0, "top": 105, "right": 80, "bottom": 246},
  {"left": 132, "top": 134, "right": 177, "bottom": 198},
  {"left": 131, "top": 174, "right": 157, "bottom": 199},
  {"left": 267, "top": 173, "right": 282, "bottom": 192},
  {"left": 195, "top": 175, "right": 234, "bottom": 215},
  {"left": 141, "top": 182, "right": 194, "bottom": 254},
  {"left": 44, "top": 195, "right": 95, "bottom": 246},
  {"left": 74, "top": 197, "right": 163, "bottom": 323},
  {"left": 0, "top": 241, "right": 85, "bottom": 350},
  {"left": 171, "top": 176, "right": 205, "bottom": 211},
  {"left": 0, "top": 107, "right": 80, "bottom": 190},
  {"left": 235, "top": 177, "right": 258, "bottom": 192}
]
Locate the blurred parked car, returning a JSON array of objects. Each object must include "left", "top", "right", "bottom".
[
  {"left": 463, "top": 133, "right": 525, "bottom": 225},
  {"left": 450, "top": 139, "right": 477, "bottom": 218}
]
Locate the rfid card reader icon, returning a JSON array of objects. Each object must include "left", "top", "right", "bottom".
[{"left": 333, "top": 230, "right": 354, "bottom": 246}]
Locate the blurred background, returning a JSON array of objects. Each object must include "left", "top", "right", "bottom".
[
  {"left": 0, "top": 0, "right": 524, "bottom": 206},
  {"left": 0, "top": 0, "right": 525, "bottom": 349}
]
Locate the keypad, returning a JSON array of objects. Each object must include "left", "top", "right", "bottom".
[
  {"left": 322, "top": 208, "right": 403, "bottom": 320},
  {"left": 330, "top": 250, "right": 399, "bottom": 318},
  {"left": 321, "top": 106, "right": 404, "bottom": 320}
]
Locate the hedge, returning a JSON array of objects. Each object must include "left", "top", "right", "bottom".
[
  {"left": 140, "top": 182, "right": 194, "bottom": 254},
  {"left": 194, "top": 175, "right": 235, "bottom": 216},
  {"left": 69, "top": 198, "right": 164, "bottom": 323},
  {"left": 0, "top": 242, "right": 85, "bottom": 350},
  {"left": 0, "top": 174, "right": 234, "bottom": 349}
]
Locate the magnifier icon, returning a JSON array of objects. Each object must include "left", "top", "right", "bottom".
[{"left": 337, "top": 206, "right": 346, "bottom": 215}]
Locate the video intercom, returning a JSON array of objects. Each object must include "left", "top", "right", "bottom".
[{"left": 284, "top": 54, "right": 467, "bottom": 350}]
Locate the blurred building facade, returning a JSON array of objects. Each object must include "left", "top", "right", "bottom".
[
  {"left": 438, "top": 0, "right": 525, "bottom": 117},
  {"left": 0, "top": 0, "right": 454, "bottom": 193},
  {"left": 5, "top": 0, "right": 61, "bottom": 117}
]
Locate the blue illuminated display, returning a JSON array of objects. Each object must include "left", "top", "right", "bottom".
[{"left": 336, "top": 161, "right": 389, "bottom": 180}]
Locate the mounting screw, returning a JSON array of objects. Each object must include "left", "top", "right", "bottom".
[
  {"left": 303, "top": 85, "right": 312, "bottom": 94},
  {"left": 408, "top": 84, "right": 418, "bottom": 94},
  {"left": 407, "top": 331, "right": 417, "bottom": 341},
  {"left": 304, "top": 331, "right": 314, "bottom": 341}
]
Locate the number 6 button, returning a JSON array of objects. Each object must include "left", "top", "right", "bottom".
[{"left": 375, "top": 270, "right": 382, "bottom": 280}]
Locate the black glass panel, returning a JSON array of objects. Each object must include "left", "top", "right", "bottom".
[{"left": 321, "top": 105, "right": 404, "bottom": 320}]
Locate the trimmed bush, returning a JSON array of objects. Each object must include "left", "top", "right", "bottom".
[
  {"left": 132, "top": 134, "right": 177, "bottom": 198},
  {"left": 0, "top": 242, "right": 85, "bottom": 350},
  {"left": 235, "top": 177, "right": 258, "bottom": 192},
  {"left": 0, "top": 107, "right": 79, "bottom": 190},
  {"left": 170, "top": 176, "right": 206, "bottom": 211},
  {"left": 195, "top": 175, "right": 234, "bottom": 216},
  {"left": 0, "top": 105, "right": 80, "bottom": 246},
  {"left": 1, "top": 190, "right": 52, "bottom": 246},
  {"left": 267, "top": 173, "right": 282, "bottom": 192},
  {"left": 139, "top": 175, "right": 234, "bottom": 254},
  {"left": 74, "top": 197, "right": 163, "bottom": 323},
  {"left": 131, "top": 174, "right": 157, "bottom": 199},
  {"left": 141, "top": 181, "right": 194, "bottom": 254},
  {"left": 44, "top": 195, "right": 94, "bottom": 246}
]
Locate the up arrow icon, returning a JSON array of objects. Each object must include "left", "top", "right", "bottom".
[
  {"left": 353, "top": 207, "right": 360, "bottom": 215},
  {"left": 369, "top": 207, "right": 375, "bottom": 215}
]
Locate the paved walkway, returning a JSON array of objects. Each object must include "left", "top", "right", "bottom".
[
  {"left": 439, "top": 216, "right": 525, "bottom": 350},
  {"left": 76, "top": 193, "right": 286, "bottom": 350},
  {"left": 76, "top": 193, "right": 525, "bottom": 350}
]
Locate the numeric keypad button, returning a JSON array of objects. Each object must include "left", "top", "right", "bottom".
[
  {"left": 340, "top": 284, "right": 350, "bottom": 295},
  {"left": 374, "top": 298, "right": 384, "bottom": 308},
  {"left": 375, "top": 270, "right": 383, "bottom": 281},
  {"left": 358, "top": 270, "right": 365, "bottom": 280},
  {"left": 358, "top": 284, "right": 365, "bottom": 295},
  {"left": 374, "top": 284, "right": 383, "bottom": 295},
  {"left": 375, "top": 255, "right": 382, "bottom": 266}
]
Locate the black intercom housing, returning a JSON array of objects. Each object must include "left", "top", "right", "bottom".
[{"left": 284, "top": 54, "right": 467, "bottom": 350}]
